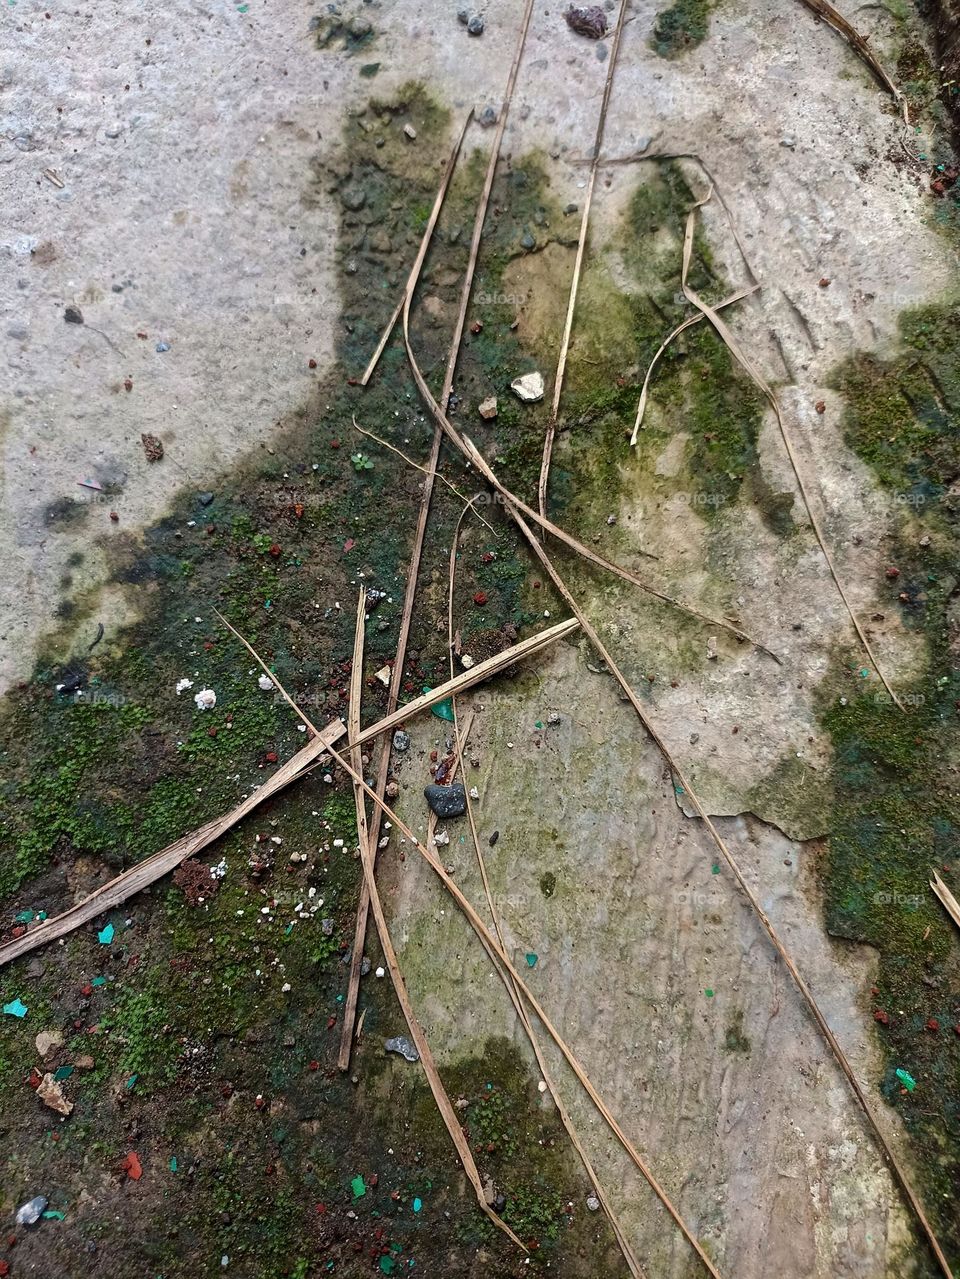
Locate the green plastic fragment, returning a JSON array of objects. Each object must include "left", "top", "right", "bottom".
[
  {"left": 359, "top": 62, "right": 381, "bottom": 78},
  {"left": 859, "top": 668, "right": 870, "bottom": 679},
  {"left": 895, "top": 1068, "right": 916, "bottom": 1092},
  {"left": 170, "top": 1157, "right": 178, "bottom": 1173},
  {"left": 704, "top": 988, "right": 714, "bottom": 998},
  {"left": 379, "top": 1258, "right": 396, "bottom": 1275},
  {"left": 525, "top": 953, "right": 538, "bottom": 968},
  {"left": 91, "top": 976, "right": 107, "bottom": 987},
  {"left": 412, "top": 1197, "right": 422, "bottom": 1213},
  {"left": 53, "top": 1065, "right": 74, "bottom": 1082},
  {"left": 3, "top": 998, "right": 27, "bottom": 1018},
  {"left": 15, "top": 910, "right": 34, "bottom": 923},
  {"left": 97, "top": 923, "right": 114, "bottom": 945},
  {"left": 42, "top": 1210, "right": 65, "bottom": 1221},
  {"left": 351, "top": 1175, "right": 366, "bottom": 1199},
  {"left": 125, "top": 1073, "right": 139, "bottom": 1090},
  {"left": 711, "top": 864, "right": 720, "bottom": 875},
  {"left": 432, "top": 698, "right": 454, "bottom": 722}
]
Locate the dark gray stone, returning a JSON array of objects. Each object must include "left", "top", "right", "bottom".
[{"left": 424, "top": 782, "right": 466, "bottom": 818}]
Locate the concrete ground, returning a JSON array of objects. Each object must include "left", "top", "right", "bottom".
[{"left": 1, "top": 0, "right": 954, "bottom": 1274}]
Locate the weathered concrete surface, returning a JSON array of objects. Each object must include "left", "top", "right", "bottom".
[
  {"left": 388, "top": 642, "right": 921, "bottom": 1277},
  {"left": 1, "top": 1, "right": 954, "bottom": 1274},
  {"left": 0, "top": 0, "right": 952, "bottom": 691}
]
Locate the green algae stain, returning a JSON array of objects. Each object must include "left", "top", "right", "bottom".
[
  {"left": 822, "top": 303, "right": 960, "bottom": 1257},
  {"left": 650, "top": 0, "right": 715, "bottom": 57}
]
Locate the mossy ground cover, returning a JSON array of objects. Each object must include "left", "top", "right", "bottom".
[
  {"left": 6, "top": 52, "right": 954, "bottom": 1276},
  {"left": 824, "top": 303, "right": 960, "bottom": 1261},
  {"left": 650, "top": 0, "right": 716, "bottom": 58},
  {"left": 0, "top": 83, "right": 649, "bottom": 1278}
]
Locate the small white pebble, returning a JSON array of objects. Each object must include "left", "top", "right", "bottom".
[{"left": 375, "top": 966, "right": 386, "bottom": 978}]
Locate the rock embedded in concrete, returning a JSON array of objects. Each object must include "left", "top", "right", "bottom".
[
  {"left": 510, "top": 371, "right": 544, "bottom": 402},
  {"left": 385, "top": 1035, "right": 419, "bottom": 1062},
  {"left": 424, "top": 782, "right": 466, "bottom": 818},
  {"left": 340, "top": 184, "right": 366, "bottom": 211}
]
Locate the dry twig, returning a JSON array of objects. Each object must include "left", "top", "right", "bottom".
[{"left": 345, "top": 590, "right": 525, "bottom": 1250}]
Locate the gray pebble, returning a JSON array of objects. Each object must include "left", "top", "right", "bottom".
[
  {"left": 321, "top": 918, "right": 334, "bottom": 937},
  {"left": 477, "top": 105, "right": 498, "bottom": 128},
  {"left": 385, "top": 1035, "right": 420, "bottom": 1062},
  {"left": 467, "top": 13, "right": 484, "bottom": 34},
  {"left": 424, "top": 782, "right": 466, "bottom": 819},
  {"left": 340, "top": 185, "right": 366, "bottom": 211},
  {"left": 393, "top": 729, "right": 410, "bottom": 752}
]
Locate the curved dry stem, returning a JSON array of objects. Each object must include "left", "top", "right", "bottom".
[{"left": 629, "top": 285, "right": 757, "bottom": 443}]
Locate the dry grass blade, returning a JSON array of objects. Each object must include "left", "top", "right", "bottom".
[
  {"left": 677, "top": 198, "right": 901, "bottom": 706},
  {"left": 447, "top": 513, "right": 647, "bottom": 1279},
  {"left": 346, "top": 590, "right": 526, "bottom": 1251},
  {"left": 360, "top": 114, "right": 471, "bottom": 386},
  {"left": 931, "top": 871, "right": 960, "bottom": 933},
  {"left": 500, "top": 496, "right": 955, "bottom": 1279},
  {"left": 539, "top": 0, "right": 631, "bottom": 519},
  {"left": 0, "top": 721, "right": 346, "bottom": 970},
  {"left": 630, "top": 285, "right": 757, "bottom": 444},
  {"left": 343, "top": 1, "right": 536, "bottom": 1067},
  {"left": 795, "top": 0, "right": 904, "bottom": 115}
]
